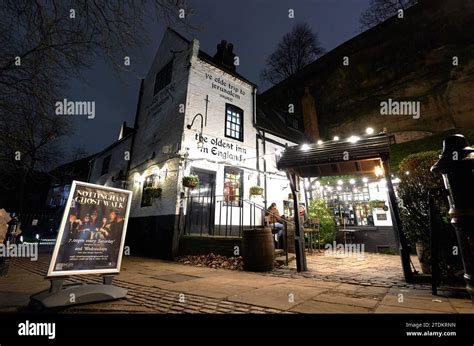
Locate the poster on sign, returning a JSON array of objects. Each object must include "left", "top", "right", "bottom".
[{"left": 47, "top": 181, "right": 132, "bottom": 277}]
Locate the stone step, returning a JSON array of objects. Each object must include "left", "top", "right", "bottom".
[
  {"left": 275, "top": 253, "right": 296, "bottom": 266},
  {"left": 274, "top": 249, "right": 285, "bottom": 257}
]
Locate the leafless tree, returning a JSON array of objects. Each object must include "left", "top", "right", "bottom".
[
  {"left": 0, "top": 0, "right": 193, "bottom": 211},
  {"left": 359, "top": 0, "right": 418, "bottom": 31},
  {"left": 260, "top": 22, "right": 325, "bottom": 86}
]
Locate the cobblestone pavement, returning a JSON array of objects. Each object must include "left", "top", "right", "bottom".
[
  {"left": 6, "top": 257, "right": 290, "bottom": 314},
  {"left": 1, "top": 254, "right": 473, "bottom": 314},
  {"left": 268, "top": 252, "right": 424, "bottom": 288}
]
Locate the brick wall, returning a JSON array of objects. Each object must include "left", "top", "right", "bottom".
[{"left": 178, "top": 235, "right": 241, "bottom": 257}]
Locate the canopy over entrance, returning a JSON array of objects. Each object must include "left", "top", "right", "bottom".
[
  {"left": 277, "top": 133, "right": 414, "bottom": 283},
  {"left": 277, "top": 134, "right": 390, "bottom": 177}
]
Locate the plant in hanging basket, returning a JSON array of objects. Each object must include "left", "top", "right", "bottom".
[
  {"left": 369, "top": 199, "right": 386, "bottom": 210},
  {"left": 142, "top": 187, "right": 162, "bottom": 205},
  {"left": 249, "top": 186, "right": 264, "bottom": 196},
  {"left": 183, "top": 175, "right": 199, "bottom": 188},
  {"left": 288, "top": 192, "right": 302, "bottom": 200}
]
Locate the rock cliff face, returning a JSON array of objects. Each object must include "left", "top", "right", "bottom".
[{"left": 260, "top": 0, "right": 474, "bottom": 144}]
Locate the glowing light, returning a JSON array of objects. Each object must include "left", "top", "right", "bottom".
[
  {"left": 362, "top": 177, "right": 368, "bottom": 183},
  {"left": 374, "top": 166, "right": 384, "bottom": 177},
  {"left": 349, "top": 179, "right": 356, "bottom": 185},
  {"left": 35, "top": 234, "right": 40, "bottom": 240},
  {"left": 405, "top": 171, "right": 410, "bottom": 176},
  {"left": 365, "top": 127, "right": 374, "bottom": 135},
  {"left": 337, "top": 180, "right": 343, "bottom": 185},
  {"left": 333, "top": 136, "right": 340, "bottom": 141},
  {"left": 20, "top": 235, "right": 23, "bottom": 242},
  {"left": 348, "top": 136, "right": 360, "bottom": 143},
  {"left": 135, "top": 174, "right": 144, "bottom": 184},
  {"left": 301, "top": 144, "right": 310, "bottom": 151},
  {"left": 317, "top": 140, "right": 323, "bottom": 145}
]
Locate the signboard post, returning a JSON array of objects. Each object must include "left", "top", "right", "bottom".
[{"left": 30, "top": 181, "right": 132, "bottom": 308}]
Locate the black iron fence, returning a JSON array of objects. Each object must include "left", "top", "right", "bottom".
[{"left": 179, "top": 195, "right": 294, "bottom": 235}]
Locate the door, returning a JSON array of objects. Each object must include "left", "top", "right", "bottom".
[{"left": 186, "top": 168, "right": 216, "bottom": 235}]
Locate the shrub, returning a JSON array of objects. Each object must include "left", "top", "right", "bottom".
[
  {"left": 397, "top": 151, "right": 444, "bottom": 245},
  {"left": 398, "top": 150, "right": 463, "bottom": 279},
  {"left": 307, "top": 199, "right": 336, "bottom": 244}
]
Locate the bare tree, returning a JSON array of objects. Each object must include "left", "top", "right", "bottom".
[
  {"left": 0, "top": 0, "right": 193, "bottom": 211},
  {"left": 260, "top": 22, "right": 325, "bottom": 86},
  {"left": 359, "top": 0, "right": 418, "bottom": 30}
]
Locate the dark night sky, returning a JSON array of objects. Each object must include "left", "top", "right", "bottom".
[{"left": 62, "top": 0, "right": 370, "bottom": 163}]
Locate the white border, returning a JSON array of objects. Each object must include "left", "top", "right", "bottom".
[{"left": 47, "top": 180, "right": 133, "bottom": 277}]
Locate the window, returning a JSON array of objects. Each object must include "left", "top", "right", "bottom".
[
  {"left": 153, "top": 60, "right": 173, "bottom": 95},
  {"left": 101, "top": 155, "right": 111, "bottom": 175},
  {"left": 141, "top": 174, "right": 158, "bottom": 207},
  {"left": 224, "top": 166, "right": 243, "bottom": 207},
  {"left": 225, "top": 104, "right": 243, "bottom": 141}
]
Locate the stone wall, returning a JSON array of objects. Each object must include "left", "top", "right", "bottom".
[{"left": 260, "top": 0, "right": 474, "bottom": 144}]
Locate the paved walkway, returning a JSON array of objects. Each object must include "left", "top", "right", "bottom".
[
  {"left": 1, "top": 254, "right": 473, "bottom": 314},
  {"left": 270, "top": 252, "right": 422, "bottom": 288}
]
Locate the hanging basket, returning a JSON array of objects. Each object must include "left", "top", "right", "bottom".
[
  {"left": 183, "top": 175, "right": 199, "bottom": 189},
  {"left": 288, "top": 192, "right": 302, "bottom": 200},
  {"left": 369, "top": 200, "right": 386, "bottom": 210},
  {"left": 249, "top": 186, "right": 264, "bottom": 196}
]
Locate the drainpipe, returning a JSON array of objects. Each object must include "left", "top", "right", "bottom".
[
  {"left": 253, "top": 86, "right": 257, "bottom": 126},
  {"left": 262, "top": 131, "right": 267, "bottom": 211}
]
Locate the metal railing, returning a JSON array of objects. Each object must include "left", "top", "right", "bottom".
[{"left": 179, "top": 195, "right": 295, "bottom": 261}]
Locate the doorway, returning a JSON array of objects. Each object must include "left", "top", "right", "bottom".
[{"left": 185, "top": 168, "right": 216, "bottom": 235}]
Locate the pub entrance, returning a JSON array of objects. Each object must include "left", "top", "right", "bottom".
[{"left": 185, "top": 168, "right": 216, "bottom": 235}]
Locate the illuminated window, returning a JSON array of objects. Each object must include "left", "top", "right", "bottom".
[
  {"left": 225, "top": 104, "right": 243, "bottom": 141},
  {"left": 224, "top": 167, "right": 243, "bottom": 207},
  {"left": 141, "top": 175, "right": 158, "bottom": 207}
]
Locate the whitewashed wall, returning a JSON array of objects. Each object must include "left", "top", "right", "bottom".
[
  {"left": 181, "top": 41, "right": 261, "bottom": 226},
  {"left": 368, "top": 181, "right": 393, "bottom": 226},
  {"left": 127, "top": 29, "right": 192, "bottom": 218},
  {"left": 89, "top": 136, "right": 132, "bottom": 189}
]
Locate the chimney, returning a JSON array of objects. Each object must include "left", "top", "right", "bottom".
[
  {"left": 213, "top": 40, "right": 236, "bottom": 72},
  {"left": 301, "top": 86, "right": 320, "bottom": 141}
]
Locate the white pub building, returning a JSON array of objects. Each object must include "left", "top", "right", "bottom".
[
  {"left": 88, "top": 28, "right": 397, "bottom": 258},
  {"left": 88, "top": 29, "right": 306, "bottom": 258}
]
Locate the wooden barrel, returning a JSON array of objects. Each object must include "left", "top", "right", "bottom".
[
  {"left": 285, "top": 224, "right": 296, "bottom": 254},
  {"left": 242, "top": 228, "right": 274, "bottom": 272}
]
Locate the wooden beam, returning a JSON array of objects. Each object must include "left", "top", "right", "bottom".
[
  {"left": 382, "top": 158, "right": 414, "bottom": 283},
  {"left": 287, "top": 172, "right": 307, "bottom": 272}
]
